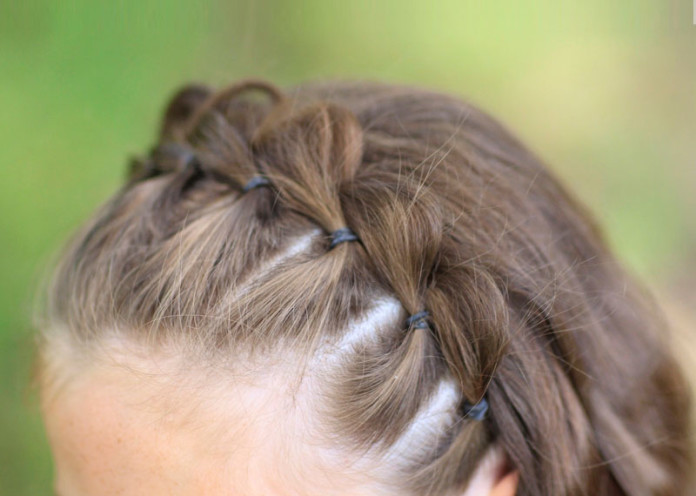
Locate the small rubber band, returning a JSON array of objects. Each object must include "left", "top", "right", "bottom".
[
  {"left": 462, "top": 397, "right": 489, "bottom": 421},
  {"left": 242, "top": 175, "right": 271, "bottom": 192},
  {"left": 405, "top": 310, "right": 430, "bottom": 329},
  {"left": 329, "top": 227, "right": 359, "bottom": 249},
  {"left": 157, "top": 142, "right": 198, "bottom": 169}
]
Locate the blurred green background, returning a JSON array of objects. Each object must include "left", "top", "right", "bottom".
[{"left": 1, "top": 1, "right": 694, "bottom": 493}]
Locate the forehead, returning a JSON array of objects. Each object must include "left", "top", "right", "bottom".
[{"left": 41, "top": 350, "right": 386, "bottom": 496}]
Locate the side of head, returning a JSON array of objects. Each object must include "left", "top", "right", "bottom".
[{"left": 36, "top": 79, "right": 693, "bottom": 495}]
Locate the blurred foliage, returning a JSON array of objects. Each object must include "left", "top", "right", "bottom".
[{"left": 0, "top": 1, "right": 694, "bottom": 494}]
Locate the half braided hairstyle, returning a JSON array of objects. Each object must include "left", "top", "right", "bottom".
[{"left": 41, "top": 79, "right": 693, "bottom": 495}]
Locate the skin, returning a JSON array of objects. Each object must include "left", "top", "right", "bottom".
[{"left": 40, "top": 343, "right": 518, "bottom": 496}]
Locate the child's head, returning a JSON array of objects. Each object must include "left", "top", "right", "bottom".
[{"left": 37, "top": 79, "right": 692, "bottom": 496}]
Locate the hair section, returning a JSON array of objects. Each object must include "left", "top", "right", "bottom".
[{"left": 39, "top": 79, "right": 693, "bottom": 495}]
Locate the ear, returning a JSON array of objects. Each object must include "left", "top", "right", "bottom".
[
  {"left": 461, "top": 444, "right": 519, "bottom": 496},
  {"left": 489, "top": 470, "right": 519, "bottom": 496}
]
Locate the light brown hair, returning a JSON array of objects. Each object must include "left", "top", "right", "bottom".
[{"left": 38, "top": 79, "right": 694, "bottom": 495}]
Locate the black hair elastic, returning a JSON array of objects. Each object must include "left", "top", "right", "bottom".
[
  {"left": 329, "top": 227, "right": 359, "bottom": 249},
  {"left": 405, "top": 310, "right": 430, "bottom": 329},
  {"left": 157, "top": 142, "right": 200, "bottom": 171},
  {"left": 242, "top": 175, "right": 271, "bottom": 192},
  {"left": 462, "top": 397, "right": 489, "bottom": 421},
  {"left": 135, "top": 142, "right": 201, "bottom": 181}
]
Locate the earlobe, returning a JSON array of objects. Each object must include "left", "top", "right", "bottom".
[
  {"left": 461, "top": 444, "right": 518, "bottom": 496},
  {"left": 489, "top": 470, "right": 519, "bottom": 496}
]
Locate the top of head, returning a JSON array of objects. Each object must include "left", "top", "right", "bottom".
[{"left": 37, "top": 79, "right": 693, "bottom": 495}]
